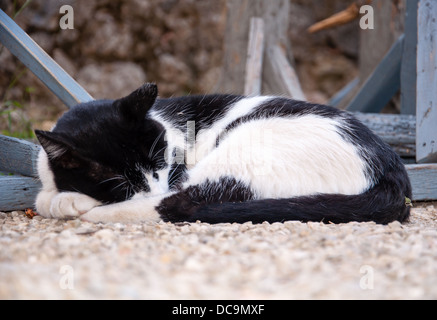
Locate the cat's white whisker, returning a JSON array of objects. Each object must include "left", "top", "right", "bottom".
[
  {"left": 148, "top": 130, "right": 165, "bottom": 159},
  {"left": 98, "top": 175, "right": 125, "bottom": 185}
]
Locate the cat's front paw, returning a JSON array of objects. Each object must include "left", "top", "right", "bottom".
[
  {"left": 81, "top": 204, "right": 129, "bottom": 223},
  {"left": 81, "top": 199, "right": 162, "bottom": 224},
  {"left": 80, "top": 206, "right": 112, "bottom": 223},
  {"left": 35, "top": 190, "right": 58, "bottom": 218},
  {"left": 50, "top": 192, "right": 102, "bottom": 219}
]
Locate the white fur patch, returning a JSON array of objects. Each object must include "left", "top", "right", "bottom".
[
  {"left": 185, "top": 115, "right": 370, "bottom": 198},
  {"left": 36, "top": 149, "right": 57, "bottom": 192},
  {"left": 35, "top": 149, "right": 58, "bottom": 217},
  {"left": 139, "top": 167, "right": 170, "bottom": 197}
]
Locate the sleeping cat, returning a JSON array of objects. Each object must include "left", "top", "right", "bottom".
[{"left": 34, "top": 83, "right": 412, "bottom": 224}]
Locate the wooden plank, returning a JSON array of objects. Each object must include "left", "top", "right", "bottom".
[
  {"left": 220, "top": 0, "right": 293, "bottom": 95},
  {"left": 0, "top": 175, "right": 41, "bottom": 211},
  {"left": 358, "top": 0, "right": 405, "bottom": 85},
  {"left": 264, "top": 45, "right": 306, "bottom": 100},
  {"left": 244, "top": 18, "right": 265, "bottom": 96},
  {"left": 347, "top": 35, "right": 404, "bottom": 113},
  {"left": 416, "top": 0, "right": 437, "bottom": 163},
  {"left": 0, "top": 135, "right": 41, "bottom": 177},
  {"left": 329, "top": 77, "right": 359, "bottom": 107},
  {"left": 406, "top": 164, "right": 437, "bottom": 201},
  {"left": 0, "top": 9, "right": 93, "bottom": 108},
  {"left": 354, "top": 113, "right": 416, "bottom": 158},
  {"left": 401, "top": 0, "right": 418, "bottom": 115}
]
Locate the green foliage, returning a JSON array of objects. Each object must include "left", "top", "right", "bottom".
[
  {"left": 1, "top": 69, "right": 36, "bottom": 140},
  {"left": 0, "top": 0, "right": 35, "bottom": 140}
]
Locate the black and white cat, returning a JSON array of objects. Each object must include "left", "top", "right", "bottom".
[{"left": 34, "top": 83, "right": 412, "bottom": 224}]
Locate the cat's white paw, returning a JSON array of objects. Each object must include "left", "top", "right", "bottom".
[
  {"left": 35, "top": 190, "right": 58, "bottom": 218},
  {"left": 80, "top": 205, "right": 118, "bottom": 223},
  {"left": 50, "top": 192, "right": 102, "bottom": 219},
  {"left": 81, "top": 204, "right": 134, "bottom": 223},
  {"left": 81, "top": 198, "right": 162, "bottom": 224}
]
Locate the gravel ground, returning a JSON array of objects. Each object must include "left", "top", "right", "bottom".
[{"left": 1, "top": 204, "right": 437, "bottom": 300}]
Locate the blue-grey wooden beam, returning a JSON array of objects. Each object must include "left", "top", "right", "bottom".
[
  {"left": 416, "top": 0, "right": 437, "bottom": 164},
  {"left": 329, "top": 77, "right": 359, "bottom": 107},
  {"left": 406, "top": 164, "right": 437, "bottom": 201},
  {"left": 0, "top": 175, "right": 41, "bottom": 211},
  {"left": 401, "top": 0, "right": 418, "bottom": 115},
  {"left": 0, "top": 135, "right": 40, "bottom": 177},
  {"left": 347, "top": 35, "right": 404, "bottom": 113},
  {"left": 0, "top": 9, "right": 93, "bottom": 108}
]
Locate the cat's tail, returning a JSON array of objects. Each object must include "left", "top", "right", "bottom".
[{"left": 182, "top": 172, "right": 412, "bottom": 225}]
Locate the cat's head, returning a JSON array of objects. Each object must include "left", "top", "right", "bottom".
[{"left": 35, "top": 83, "right": 170, "bottom": 203}]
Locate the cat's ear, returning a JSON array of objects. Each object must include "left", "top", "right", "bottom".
[
  {"left": 35, "top": 130, "right": 71, "bottom": 159},
  {"left": 35, "top": 130, "right": 84, "bottom": 169},
  {"left": 113, "top": 83, "right": 158, "bottom": 122}
]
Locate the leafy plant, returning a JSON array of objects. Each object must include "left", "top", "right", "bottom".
[{"left": 0, "top": 0, "right": 35, "bottom": 140}]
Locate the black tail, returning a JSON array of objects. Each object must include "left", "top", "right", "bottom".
[
  {"left": 161, "top": 170, "right": 412, "bottom": 225},
  {"left": 190, "top": 188, "right": 410, "bottom": 225}
]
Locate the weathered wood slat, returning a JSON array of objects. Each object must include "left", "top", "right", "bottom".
[
  {"left": 353, "top": 113, "right": 416, "bottom": 158},
  {"left": 416, "top": 0, "right": 437, "bottom": 163},
  {"left": 329, "top": 77, "right": 359, "bottom": 108},
  {"left": 0, "top": 175, "right": 41, "bottom": 211},
  {"left": 244, "top": 18, "right": 265, "bottom": 96},
  {"left": 221, "top": 0, "right": 298, "bottom": 96},
  {"left": 347, "top": 35, "right": 404, "bottom": 113},
  {"left": 0, "top": 135, "right": 41, "bottom": 177},
  {"left": 0, "top": 9, "right": 93, "bottom": 108},
  {"left": 401, "top": 0, "right": 418, "bottom": 115},
  {"left": 406, "top": 164, "right": 437, "bottom": 201},
  {"left": 264, "top": 45, "right": 306, "bottom": 100}
]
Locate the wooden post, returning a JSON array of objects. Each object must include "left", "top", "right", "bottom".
[
  {"left": 416, "top": 0, "right": 437, "bottom": 163},
  {"left": 401, "top": 0, "right": 419, "bottom": 115},
  {"left": 221, "top": 0, "right": 304, "bottom": 99},
  {"left": 359, "top": 0, "right": 405, "bottom": 83},
  {"left": 264, "top": 45, "right": 306, "bottom": 100},
  {"left": 244, "top": 18, "right": 265, "bottom": 96},
  {"left": 338, "top": 0, "right": 405, "bottom": 109}
]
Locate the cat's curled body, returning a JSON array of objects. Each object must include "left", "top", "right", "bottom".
[{"left": 35, "top": 84, "right": 412, "bottom": 224}]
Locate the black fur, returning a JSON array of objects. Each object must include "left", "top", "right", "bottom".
[
  {"left": 154, "top": 94, "right": 243, "bottom": 132},
  {"left": 158, "top": 177, "right": 254, "bottom": 222}
]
